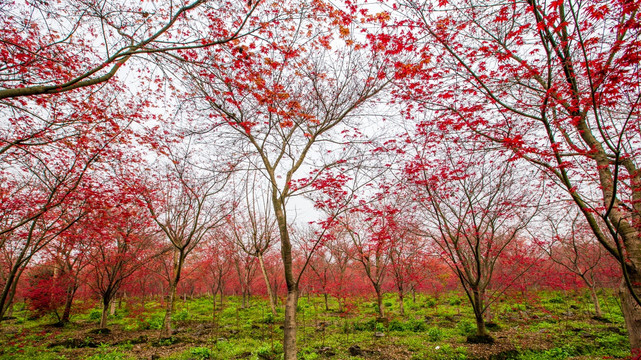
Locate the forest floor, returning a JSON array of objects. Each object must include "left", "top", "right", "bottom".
[{"left": 0, "top": 291, "right": 631, "bottom": 359}]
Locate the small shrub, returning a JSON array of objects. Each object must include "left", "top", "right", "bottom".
[
  {"left": 86, "top": 350, "right": 129, "bottom": 360},
  {"left": 546, "top": 296, "right": 565, "bottom": 304},
  {"left": 256, "top": 345, "right": 272, "bottom": 358},
  {"left": 456, "top": 320, "right": 475, "bottom": 336},
  {"left": 427, "top": 327, "right": 443, "bottom": 342},
  {"left": 353, "top": 318, "right": 376, "bottom": 331},
  {"left": 595, "top": 331, "right": 628, "bottom": 357},
  {"left": 255, "top": 342, "right": 283, "bottom": 358},
  {"left": 448, "top": 296, "right": 462, "bottom": 306},
  {"left": 88, "top": 308, "right": 102, "bottom": 321},
  {"left": 190, "top": 346, "right": 213, "bottom": 359},
  {"left": 263, "top": 312, "right": 274, "bottom": 324},
  {"left": 375, "top": 321, "right": 386, "bottom": 332},
  {"left": 148, "top": 313, "right": 164, "bottom": 330},
  {"left": 173, "top": 309, "right": 189, "bottom": 321},
  {"left": 543, "top": 347, "right": 571, "bottom": 359},
  {"left": 425, "top": 297, "right": 437, "bottom": 308},
  {"left": 407, "top": 319, "right": 428, "bottom": 332},
  {"left": 373, "top": 303, "right": 381, "bottom": 314},
  {"left": 299, "top": 346, "right": 321, "bottom": 360},
  {"left": 388, "top": 320, "right": 406, "bottom": 332}
]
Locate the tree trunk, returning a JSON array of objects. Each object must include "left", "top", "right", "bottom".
[
  {"left": 589, "top": 286, "right": 603, "bottom": 318},
  {"left": 212, "top": 293, "right": 217, "bottom": 323},
  {"left": 272, "top": 184, "right": 299, "bottom": 359},
  {"left": 375, "top": 287, "right": 384, "bottom": 318},
  {"left": 620, "top": 278, "right": 641, "bottom": 351},
  {"left": 398, "top": 293, "right": 405, "bottom": 317},
  {"left": 283, "top": 289, "right": 299, "bottom": 360},
  {"left": 61, "top": 286, "right": 77, "bottom": 323},
  {"left": 110, "top": 297, "right": 117, "bottom": 316},
  {"left": 323, "top": 293, "right": 329, "bottom": 311},
  {"left": 474, "top": 309, "right": 488, "bottom": 337},
  {"left": 162, "top": 280, "right": 178, "bottom": 337},
  {"left": 4, "top": 267, "right": 23, "bottom": 318},
  {"left": 162, "top": 250, "right": 184, "bottom": 338},
  {"left": 472, "top": 290, "right": 488, "bottom": 337},
  {"left": 0, "top": 262, "right": 25, "bottom": 320},
  {"left": 257, "top": 252, "right": 277, "bottom": 315},
  {"left": 100, "top": 298, "right": 110, "bottom": 328}
]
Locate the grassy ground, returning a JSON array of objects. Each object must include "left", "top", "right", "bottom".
[{"left": 0, "top": 290, "right": 630, "bottom": 359}]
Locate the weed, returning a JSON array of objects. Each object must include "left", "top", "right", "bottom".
[
  {"left": 375, "top": 321, "right": 386, "bottom": 332},
  {"left": 86, "top": 349, "right": 131, "bottom": 360},
  {"left": 352, "top": 318, "right": 376, "bottom": 331},
  {"left": 456, "top": 319, "right": 475, "bottom": 336},
  {"left": 427, "top": 327, "right": 443, "bottom": 341},
  {"left": 425, "top": 297, "right": 437, "bottom": 308},
  {"left": 147, "top": 313, "right": 165, "bottom": 330},
  {"left": 388, "top": 320, "right": 405, "bottom": 331},
  {"left": 546, "top": 296, "right": 565, "bottom": 304},
  {"left": 448, "top": 296, "right": 462, "bottom": 306},
  {"left": 173, "top": 309, "right": 189, "bottom": 321},
  {"left": 88, "top": 308, "right": 102, "bottom": 322},
  {"left": 263, "top": 312, "right": 275, "bottom": 324},
  {"left": 190, "top": 346, "right": 213, "bottom": 359}
]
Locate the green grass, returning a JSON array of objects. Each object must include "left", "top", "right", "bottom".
[{"left": 0, "top": 289, "right": 630, "bottom": 359}]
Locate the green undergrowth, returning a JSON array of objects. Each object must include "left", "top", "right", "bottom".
[{"left": 0, "top": 290, "right": 630, "bottom": 359}]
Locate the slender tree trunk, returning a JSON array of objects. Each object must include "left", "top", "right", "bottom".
[
  {"left": 0, "top": 261, "right": 24, "bottom": 320},
  {"left": 485, "top": 301, "right": 494, "bottom": 323},
  {"left": 258, "top": 253, "right": 277, "bottom": 315},
  {"left": 8, "top": 267, "right": 25, "bottom": 313},
  {"left": 620, "top": 277, "right": 641, "bottom": 350},
  {"left": 61, "top": 286, "right": 77, "bottom": 323},
  {"left": 162, "top": 250, "right": 184, "bottom": 338},
  {"left": 472, "top": 289, "right": 488, "bottom": 337},
  {"left": 323, "top": 293, "right": 329, "bottom": 311},
  {"left": 398, "top": 293, "right": 405, "bottom": 317},
  {"left": 473, "top": 309, "right": 488, "bottom": 337},
  {"left": 375, "top": 287, "right": 384, "bottom": 318},
  {"left": 589, "top": 286, "right": 603, "bottom": 318},
  {"left": 272, "top": 186, "right": 299, "bottom": 359},
  {"left": 100, "top": 297, "right": 110, "bottom": 328},
  {"left": 283, "top": 289, "right": 299, "bottom": 360},
  {"left": 2, "top": 274, "right": 20, "bottom": 319},
  {"left": 110, "top": 297, "right": 117, "bottom": 316},
  {"left": 162, "top": 280, "right": 178, "bottom": 337},
  {"left": 617, "top": 224, "right": 641, "bottom": 351}
]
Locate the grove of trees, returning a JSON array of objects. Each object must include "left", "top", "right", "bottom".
[{"left": 1, "top": 0, "right": 638, "bottom": 357}]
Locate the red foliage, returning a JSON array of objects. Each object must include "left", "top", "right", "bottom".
[{"left": 23, "top": 266, "right": 68, "bottom": 319}]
